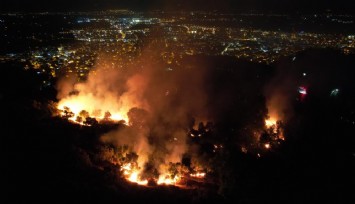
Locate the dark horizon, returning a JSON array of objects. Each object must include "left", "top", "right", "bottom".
[{"left": 1, "top": 0, "right": 355, "bottom": 14}]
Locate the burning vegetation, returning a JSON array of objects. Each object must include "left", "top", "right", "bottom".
[
  {"left": 53, "top": 53, "right": 289, "bottom": 189},
  {"left": 56, "top": 68, "right": 150, "bottom": 126},
  {"left": 54, "top": 61, "right": 213, "bottom": 187},
  {"left": 262, "top": 116, "right": 285, "bottom": 148},
  {"left": 5, "top": 47, "right": 354, "bottom": 203}
]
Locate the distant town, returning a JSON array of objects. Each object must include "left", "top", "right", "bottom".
[{"left": 1, "top": 10, "right": 355, "bottom": 80}]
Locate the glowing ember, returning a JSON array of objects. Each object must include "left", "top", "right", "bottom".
[
  {"left": 190, "top": 172, "right": 206, "bottom": 178},
  {"left": 264, "top": 143, "right": 270, "bottom": 149}
]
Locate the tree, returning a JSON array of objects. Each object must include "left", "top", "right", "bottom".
[
  {"left": 79, "top": 110, "right": 89, "bottom": 119},
  {"left": 62, "top": 106, "right": 74, "bottom": 119},
  {"left": 76, "top": 116, "right": 82, "bottom": 123},
  {"left": 127, "top": 107, "right": 149, "bottom": 128},
  {"left": 103, "top": 111, "right": 112, "bottom": 121},
  {"left": 84, "top": 117, "right": 98, "bottom": 126},
  {"left": 182, "top": 154, "right": 192, "bottom": 168}
]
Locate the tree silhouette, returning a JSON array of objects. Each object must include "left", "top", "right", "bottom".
[
  {"left": 84, "top": 117, "right": 98, "bottom": 126},
  {"left": 127, "top": 107, "right": 149, "bottom": 128},
  {"left": 103, "top": 111, "right": 112, "bottom": 121},
  {"left": 79, "top": 110, "right": 89, "bottom": 119},
  {"left": 62, "top": 106, "right": 74, "bottom": 119},
  {"left": 76, "top": 116, "right": 82, "bottom": 123}
]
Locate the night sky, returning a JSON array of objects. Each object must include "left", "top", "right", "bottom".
[{"left": 1, "top": 0, "right": 355, "bottom": 13}]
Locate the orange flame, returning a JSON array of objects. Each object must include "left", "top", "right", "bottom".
[
  {"left": 190, "top": 172, "right": 206, "bottom": 178},
  {"left": 120, "top": 162, "right": 190, "bottom": 186},
  {"left": 157, "top": 174, "right": 181, "bottom": 185},
  {"left": 128, "top": 172, "right": 148, "bottom": 185},
  {"left": 58, "top": 96, "right": 129, "bottom": 125},
  {"left": 265, "top": 118, "right": 277, "bottom": 128},
  {"left": 121, "top": 163, "right": 148, "bottom": 185}
]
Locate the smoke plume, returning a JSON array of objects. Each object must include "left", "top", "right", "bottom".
[
  {"left": 264, "top": 60, "right": 299, "bottom": 121},
  {"left": 56, "top": 50, "right": 210, "bottom": 179}
]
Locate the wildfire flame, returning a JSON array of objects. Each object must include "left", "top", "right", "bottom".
[
  {"left": 263, "top": 114, "right": 285, "bottom": 147},
  {"left": 265, "top": 118, "right": 277, "bottom": 128},
  {"left": 57, "top": 97, "right": 130, "bottom": 125},
  {"left": 55, "top": 68, "right": 148, "bottom": 126},
  {"left": 157, "top": 174, "right": 181, "bottom": 185},
  {"left": 121, "top": 163, "right": 148, "bottom": 185},
  {"left": 54, "top": 60, "right": 210, "bottom": 189},
  {"left": 120, "top": 163, "right": 185, "bottom": 186},
  {"left": 128, "top": 172, "right": 148, "bottom": 185},
  {"left": 265, "top": 115, "right": 286, "bottom": 140},
  {"left": 190, "top": 172, "right": 206, "bottom": 178},
  {"left": 119, "top": 162, "right": 208, "bottom": 186}
]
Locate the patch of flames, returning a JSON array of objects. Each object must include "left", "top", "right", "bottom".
[
  {"left": 190, "top": 172, "right": 206, "bottom": 178},
  {"left": 121, "top": 163, "right": 183, "bottom": 186},
  {"left": 265, "top": 118, "right": 277, "bottom": 128},
  {"left": 57, "top": 97, "right": 129, "bottom": 125},
  {"left": 120, "top": 163, "right": 206, "bottom": 186},
  {"left": 121, "top": 163, "right": 148, "bottom": 185},
  {"left": 157, "top": 174, "right": 181, "bottom": 185}
]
